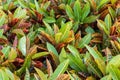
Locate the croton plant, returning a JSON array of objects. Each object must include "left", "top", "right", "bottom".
[{"left": 0, "top": 0, "right": 120, "bottom": 80}]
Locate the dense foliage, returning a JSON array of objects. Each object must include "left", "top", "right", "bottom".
[{"left": 0, "top": 0, "right": 120, "bottom": 80}]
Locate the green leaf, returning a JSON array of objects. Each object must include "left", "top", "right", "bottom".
[
  {"left": 43, "top": 20, "right": 54, "bottom": 36},
  {"left": 97, "top": 20, "right": 109, "bottom": 35},
  {"left": 0, "top": 15, "right": 6, "bottom": 26},
  {"left": 34, "top": 0, "right": 39, "bottom": 11},
  {"left": 27, "top": 31, "right": 36, "bottom": 43},
  {"left": 67, "top": 45, "right": 80, "bottom": 59},
  {"left": 59, "top": 21, "right": 72, "bottom": 42},
  {"left": 0, "top": 69, "right": 9, "bottom": 80},
  {"left": 18, "top": 36, "right": 26, "bottom": 56},
  {"left": 1, "top": 46, "right": 10, "bottom": 59},
  {"left": 85, "top": 26, "right": 95, "bottom": 34},
  {"left": 14, "top": 7, "right": 27, "bottom": 19},
  {"left": 47, "top": 42, "right": 58, "bottom": 57},
  {"left": 43, "top": 16, "right": 56, "bottom": 23},
  {"left": 59, "top": 47, "right": 67, "bottom": 63},
  {"left": 4, "top": 68, "right": 15, "bottom": 80},
  {"left": 43, "top": 1, "right": 51, "bottom": 10},
  {"left": 8, "top": 48, "right": 17, "bottom": 60},
  {"left": 78, "top": 33, "right": 92, "bottom": 48},
  {"left": 17, "top": 0, "right": 28, "bottom": 8},
  {"left": 105, "top": 14, "right": 112, "bottom": 32},
  {"left": 55, "top": 32, "right": 62, "bottom": 43},
  {"left": 85, "top": 45, "right": 106, "bottom": 75},
  {"left": 100, "top": 74, "right": 112, "bottom": 80},
  {"left": 73, "top": 0, "right": 81, "bottom": 21},
  {"left": 24, "top": 68, "right": 30, "bottom": 80},
  {"left": 32, "top": 52, "right": 49, "bottom": 59},
  {"left": 34, "top": 67, "right": 47, "bottom": 80},
  {"left": 66, "top": 5, "right": 74, "bottom": 19},
  {"left": 97, "top": 0, "right": 110, "bottom": 10},
  {"left": 107, "top": 55, "right": 120, "bottom": 73},
  {"left": 73, "top": 22, "right": 79, "bottom": 32},
  {"left": 81, "top": 2, "right": 90, "bottom": 22},
  {"left": 87, "top": 60, "right": 103, "bottom": 78},
  {"left": 50, "top": 59, "right": 69, "bottom": 80},
  {"left": 108, "top": 65, "right": 120, "bottom": 80},
  {"left": 83, "top": 15, "right": 99, "bottom": 23},
  {"left": 0, "top": 29, "right": 4, "bottom": 37},
  {"left": 68, "top": 54, "right": 87, "bottom": 72},
  {"left": 85, "top": 52, "right": 102, "bottom": 78},
  {"left": 108, "top": 6, "right": 116, "bottom": 20}
]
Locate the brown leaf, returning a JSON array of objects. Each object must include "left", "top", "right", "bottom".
[
  {"left": 56, "top": 43, "right": 66, "bottom": 53},
  {"left": 56, "top": 74, "right": 70, "bottom": 80},
  {"left": 91, "top": 38, "right": 102, "bottom": 43},
  {"left": 0, "top": 24, "right": 10, "bottom": 33},
  {"left": 13, "top": 36, "right": 18, "bottom": 48},
  {"left": 33, "top": 61, "right": 43, "bottom": 68},
  {"left": 0, "top": 38, "right": 8, "bottom": 44},
  {"left": 46, "top": 58, "right": 53, "bottom": 77},
  {"left": 40, "top": 31, "right": 56, "bottom": 45},
  {"left": 48, "top": 52, "right": 59, "bottom": 70},
  {"left": 35, "top": 11, "right": 43, "bottom": 23}
]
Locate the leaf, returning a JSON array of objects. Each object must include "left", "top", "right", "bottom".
[
  {"left": 100, "top": 75, "right": 112, "bottom": 80},
  {"left": 46, "top": 59, "right": 53, "bottom": 77},
  {"left": 4, "top": 68, "right": 15, "bottom": 80},
  {"left": 17, "top": 0, "right": 28, "bottom": 8},
  {"left": 108, "top": 65, "right": 120, "bottom": 80},
  {"left": 68, "top": 54, "right": 87, "bottom": 72},
  {"left": 78, "top": 33, "right": 92, "bottom": 48},
  {"left": 34, "top": 67, "right": 47, "bottom": 80},
  {"left": 59, "top": 47, "right": 67, "bottom": 63},
  {"left": 8, "top": 48, "right": 17, "bottom": 60},
  {"left": 0, "top": 29, "right": 4, "bottom": 37},
  {"left": 18, "top": 36, "right": 26, "bottom": 56},
  {"left": 107, "top": 55, "right": 120, "bottom": 73},
  {"left": 16, "top": 45, "right": 37, "bottom": 76},
  {"left": 73, "top": 0, "right": 81, "bottom": 21},
  {"left": 50, "top": 59, "right": 69, "bottom": 80},
  {"left": 81, "top": 2, "right": 90, "bottom": 22},
  {"left": 43, "top": 16, "right": 56, "bottom": 23},
  {"left": 56, "top": 74, "right": 70, "bottom": 80},
  {"left": 14, "top": 7, "right": 27, "bottom": 19},
  {"left": 49, "top": 52, "right": 60, "bottom": 67},
  {"left": 87, "top": 60, "right": 103, "bottom": 78},
  {"left": 47, "top": 42, "right": 58, "bottom": 57},
  {"left": 83, "top": 15, "right": 99, "bottom": 23},
  {"left": 0, "top": 69, "right": 9, "bottom": 80},
  {"left": 108, "top": 6, "right": 116, "bottom": 20},
  {"left": 27, "top": 31, "right": 36, "bottom": 43},
  {"left": 32, "top": 52, "right": 49, "bottom": 59},
  {"left": 43, "top": 1, "right": 51, "bottom": 10},
  {"left": 1, "top": 46, "right": 10, "bottom": 59},
  {"left": 66, "top": 5, "right": 74, "bottom": 19},
  {"left": 85, "top": 45, "right": 106, "bottom": 75},
  {"left": 104, "top": 14, "right": 112, "bottom": 32},
  {"left": 43, "top": 20, "right": 54, "bottom": 36},
  {"left": 59, "top": 21, "right": 72, "bottom": 42},
  {"left": 97, "top": 20, "right": 109, "bottom": 35},
  {"left": 85, "top": 26, "right": 95, "bottom": 34},
  {"left": 67, "top": 45, "right": 80, "bottom": 59},
  {"left": 24, "top": 68, "right": 30, "bottom": 80},
  {"left": 55, "top": 32, "right": 62, "bottom": 43},
  {"left": 0, "top": 15, "right": 6, "bottom": 26},
  {"left": 97, "top": 0, "right": 110, "bottom": 10},
  {"left": 34, "top": 0, "right": 39, "bottom": 11},
  {"left": 12, "top": 29, "right": 25, "bottom": 36}
]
